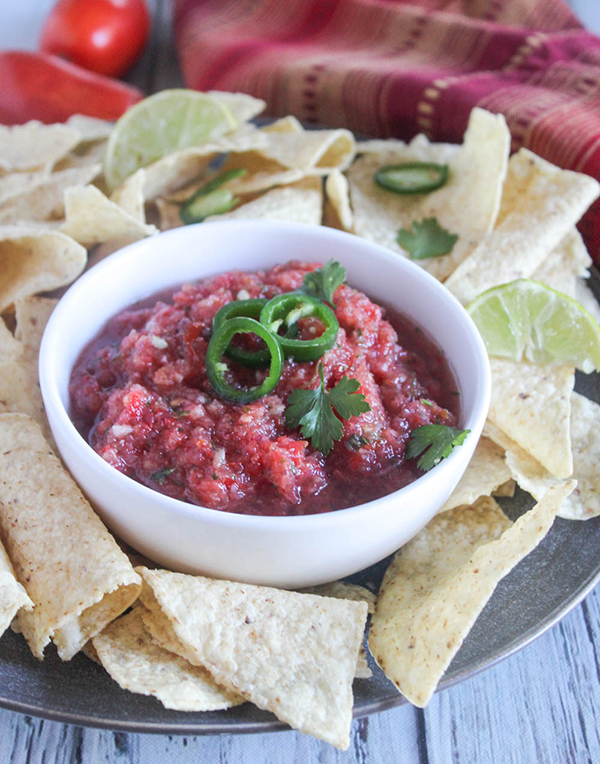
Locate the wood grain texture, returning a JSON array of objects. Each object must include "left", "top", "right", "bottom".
[{"left": 0, "top": 0, "right": 599, "bottom": 761}]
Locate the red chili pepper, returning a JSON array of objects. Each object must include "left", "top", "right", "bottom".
[{"left": 0, "top": 51, "right": 143, "bottom": 125}]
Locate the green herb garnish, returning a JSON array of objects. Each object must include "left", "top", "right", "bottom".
[
  {"left": 301, "top": 259, "right": 346, "bottom": 304},
  {"left": 285, "top": 362, "right": 371, "bottom": 455},
  {"left": 406, "top": 425, "right": 470, "bottom": 472},
  {"left": 150, "top": 467, "right": 176, "bottom": 485},
  {"left": 396, "top": 217, "right": 458, "bottom": 260}
]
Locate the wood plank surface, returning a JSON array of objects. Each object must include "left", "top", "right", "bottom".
[{"left": 0, "top": 0, "right": 599, "bottom": 761}]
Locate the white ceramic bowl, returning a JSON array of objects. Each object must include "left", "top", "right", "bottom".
[{"left": 40, "top": 220, "right": 490, "bottom": 588}]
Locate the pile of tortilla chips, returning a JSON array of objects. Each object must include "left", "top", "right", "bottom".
[{"left": 0, "top": 91, "right": 598, "bottom": 747}]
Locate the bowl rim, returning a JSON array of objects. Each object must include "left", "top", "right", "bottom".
[{"left": 39, "top": 219, "right": 491, "bottom": 529}]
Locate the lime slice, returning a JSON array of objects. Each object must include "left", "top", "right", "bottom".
[
  {"left": 104, "top": 90, "right": 237, "bottom": 190},
  {"left": 467, "top": 279, "right": 600, "bottom": 373}
]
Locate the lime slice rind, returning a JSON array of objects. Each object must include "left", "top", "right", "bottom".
[
  {"left": 467, "top": 279, "right": 600, "bottom": 373},
  {"left": 104, "top": 90, "right": 237, "bottom": 191}
]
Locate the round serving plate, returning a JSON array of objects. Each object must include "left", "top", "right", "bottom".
[{"left": 1, "top": 188, "right": 599, "bottom": 736}]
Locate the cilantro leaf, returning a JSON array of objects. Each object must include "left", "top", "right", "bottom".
[
  {"left": 301, "top": 259, "right": 346, "bottom": 304},
  {"left": 396, "top": 217, "right": 458, "bottom": 260},
  {"left": 285, "top": 363, "right": 371, "bottom": 455},
  {"left": 406, "top": 425, "right": 470, "bottom": 472},
  {"left": 150, "top": 467, "right": 176, "bottom": 485}
]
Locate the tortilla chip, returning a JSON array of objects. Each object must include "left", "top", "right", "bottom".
[
  {"left": 93, "top": 609, "right": 244, "bottom": 711},
  {"left": 206, "top": 177, "right": 323, "bottom": 225},
  {"left": 492, "top": 479, "right": 516, "bottom": 498},
  {"left": 369, "top": 482, "right": 574, "bottom": 707},
  {"left": 0, "top": 414, "right": 141, "bottom": 659},
  {"left": 61, "top": 184, "right": 157, "bottom": 246},
  {"left": 356, "top": 133, "right": 458, "bottom": 161},
  {"left": 325, "top": 170, "right": 353, "bottom": 231},
  {"left": 0, "top": 226, "right": 86, "bottom": 312},
  {"left": 262, "top": 116, "right": 304, "bottom": 134},
  {"left": 300, "top": 581, "right": 377, "bottom": 614},
  {"left": 0, "top": 318, "right": 22, "bottom": 364},
  {"left": 445, "top": 150, "right": 600, "bottom": 303},
  {"left": 110, "top": 169, "right": 146, "bottom": 223},
  {"left": 258, "top": 128, "right": 356, "bottom": 173},
  {"left": 441, "top": 436, "right": 512, "bottom": 512},
  {"left": 0, "top": 540, "right": 32, "bottom": 637},
  {"left": 65, "top": 114, "right": 114, "bottom": 142},
  {"left": 487, "top": 359, "right": 574, "bottom": 478},
  {"left": 138, "top": 567, "right": 367, "bottom": 749},
  {"left": 0, "top": 121, "right": 81, "bottom": 172},
  {"left": 348, "top": 109, "right": 509, "bottom": 281},
  {"left": 0, "top": 165, "right": 100, "bottom": 226},
  {"left": 118, "top": 125, "right": 271, "bottom": 202},
  {"left": 532, "top": 228, "right": 591, "bottom": 297},
  {"left": 209, "top": 91, "right": 266, "bottom": 124},
  {"left": 489, "top": 393, "right": 600, "bottom": 521}
]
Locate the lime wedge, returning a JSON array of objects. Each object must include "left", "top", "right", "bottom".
[
  {"left": 466, "top": 279, "right": 600, "bottom": 373},
  {"left": 104, "top": 90, "right": 237, "bottom": 190}
]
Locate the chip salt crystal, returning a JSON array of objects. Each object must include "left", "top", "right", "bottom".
[
  {"left": 369, "top": 482, "right": 575, "bottom": 707},
  {"left": 0, "top": 414, "right": 141, "bottom": 659},
  {"left": 137, "top": 567, "right": 368, "bottom": 749}
]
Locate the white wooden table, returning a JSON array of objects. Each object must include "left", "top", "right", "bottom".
[{"left": 2, "top": 1, "right": 600, "bottom": 761}]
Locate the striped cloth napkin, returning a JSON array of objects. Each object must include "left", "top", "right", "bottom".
[{"left": 174, "top": 0, "right": 600, "bottom": 260}]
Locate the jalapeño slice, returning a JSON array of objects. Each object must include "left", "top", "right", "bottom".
[
  {"left": 260, "top": 293, "right": 339, "bottom": 362},
  {"left": 213, "top": 299, "right": 269, "bottom": 368},
  {"left": 374, "top": 162, "right": 449, "bottom": 195},
  {"left": 206, "top": 317, "right": 283, "bottom": 403},
  {"left": 180, "top": 168, "right": 247, "bottom": 224}
]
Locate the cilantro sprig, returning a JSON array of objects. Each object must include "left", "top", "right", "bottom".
[
  {"left": 285, "top": 363, "right": 371, "bottom": 455},
  {"left": 406, "top": 424, "right": 470, "bottom": 472},
  {"left": 301, "top": 259, "right": 346, "bottom": 304},
  {"left": 396, "top": 217, "right": 458, "bottom": 260}
]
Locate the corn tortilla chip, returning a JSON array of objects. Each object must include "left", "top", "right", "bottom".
[
  {"left": 445, "top": 150, "right": 600, "bottom": 303},
  {"left": 0, "top": 225, "right": 86, "bottom": 312},
  {"left": 347, "top": 109, "right": 509, "bottom": 281},
  {"left": 209, "top": 91, "right": 266, "bottom": 124},
  {"left": 206, "top": 177, "right": 323, "bottom": 226},
  {"left": 325, "top": 170, "right": 353, "bottom": 231},
  {"left": 65, "top": 114, "right": 114, "bottom": 142},
  {"left": 262, "top": 115, "right": 304, "bottom": 134},
  {"left": 61, "top": 185, "right": 157, "bottom": 246},
  {"left": 489, "top": 394, "right": 600, "bottom": 521},
  {"left": 492, "top": 479, "right": 516, "bottom": 498},
  {"left": 93, "top": 609, "right": 244, "bottom": 711},
  {"left": 487, "top": 359, "right": 574, "bottom": 478},
  {"left": 258, "top": 128, "right": 356, "bottom": 173},
  {"left": 0, "top": 540, "right": 32, "bottom": 637},
  {"left": 0, "top": 121, "right": 81, "bottom": 172},
  {"left": 138, "top": 567, "right": 367, "bottom": 749},
  {"left": 0, "top": 165, "right": 100, "bottom": 226},
  {"left": 110, "top": 169, "right": 146, "bottom": 223},
  {"left": 0, "top": 414, "right": 141, "bottom": 659},
  {"left": 0, "top": 319, "right": 22, "bottom": 364},
  {"left": 532, "top": 229, "right": 591, "bottom": 297},
  {"left": 441, "top": 436, "right": 511, "bottom": 512},
  {"left": 369, "top": 482, "right": 574, "bottom": 707}
]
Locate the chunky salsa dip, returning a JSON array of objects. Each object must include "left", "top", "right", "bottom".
[{"left": 69, "top": 262, "right": 458, "bottom": 516}]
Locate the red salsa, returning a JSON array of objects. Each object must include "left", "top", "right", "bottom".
[{"left": 69, "top": 261, "right": 459, "bottom": 516}]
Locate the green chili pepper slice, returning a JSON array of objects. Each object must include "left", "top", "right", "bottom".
[
  {"left": 374, "top": 162, "right": 449, "bottom": 195},
  {"left": 260, "top": 293, "right": 339, "bottom": 362},
  {"left": 180, "top": 168, "right": 247, "bottom": 224},
  {"left": 213, "top": 299, "right": 269, "bottom": 368},
  {"left": 206, "top": 317, "right": 283, "bottom": 403}
]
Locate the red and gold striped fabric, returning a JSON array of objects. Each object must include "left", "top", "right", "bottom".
[{"left": 174, "top": 0, "right": 600, "bottom": 259}]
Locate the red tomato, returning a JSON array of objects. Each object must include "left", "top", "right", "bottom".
[{"left": 40, "top": 0, "right": 151, "bottom": 78}]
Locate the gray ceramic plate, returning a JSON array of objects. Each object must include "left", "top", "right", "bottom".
[{"left": 0, "top": 274, "right": 599, "bottom": 735}]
